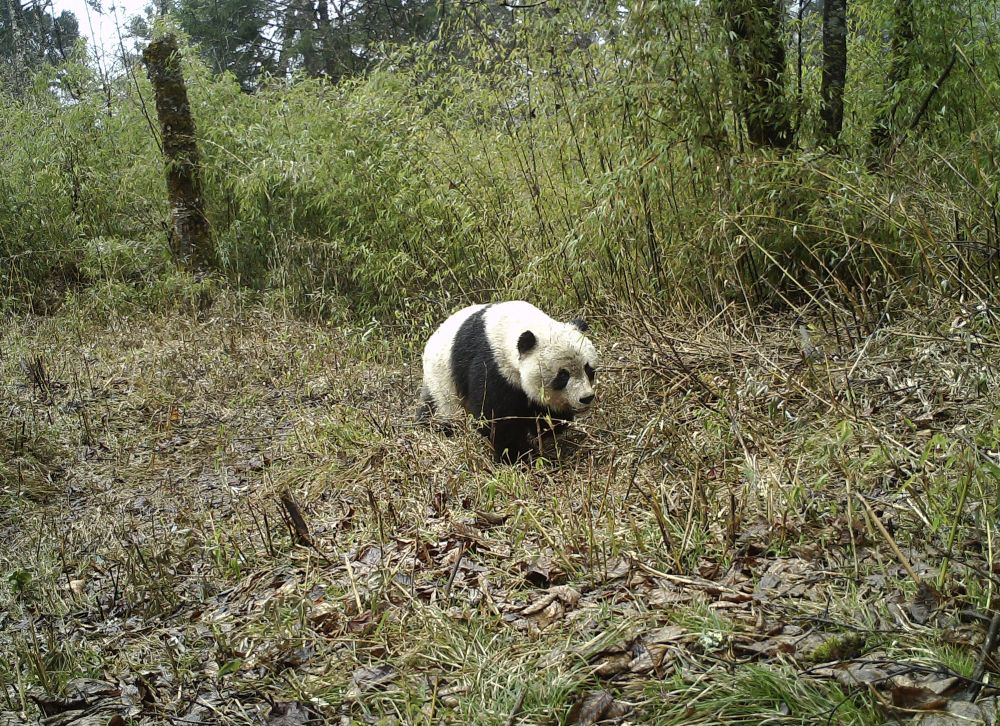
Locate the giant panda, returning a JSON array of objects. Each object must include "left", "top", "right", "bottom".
[{"left": 417, "top": 301, "right": 598, "bottom": 462}]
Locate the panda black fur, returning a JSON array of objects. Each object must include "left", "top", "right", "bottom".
[{"left": 417, "top": 301, "right": 598, "bottom": 462}]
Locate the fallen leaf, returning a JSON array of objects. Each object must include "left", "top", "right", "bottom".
[
  {"left": 567, "top": 690, "right": 630, "bottom": 725},
  {"left": 590, "top": 649, "right": 632, "bottom": 678},
  {"left": 913, "top": 697, "right": 1000, "bottom": 725},
  {"left": 832, "top": 661, "right": 898, "bottom": 688},
  {"left": 351, "top": 664, "right": 397, "bottom": 693},
  {"left": 600, "top": 558, "right": 631, "bottom": 582},
  {"left": 452, "top": 522, "right": 485, "bottom": 542},
  {"left": 644, "top": 625, "right": 687, "bottom": 645},
  {"left": 310, "top": 602, "right": 341, "bottom": 634},
  {"left": 522, "top": 586, "right": 582, "bottom": 616},
  {"left": 217, "top": 658, "right": 242, "bottom": 676},
  {"left": 525, "top": 554, "right": 560, "bottom": 587},
  {"left": 733, "top": 635, "right": 797, "bottom": 658},
  {"left": 475, "top": 511, "right": 507, "bottom": 526},
  {"left": 889, "top": 674, "right": 963, "bottom": 711},
  {"left": 908, "top": 582, "right": 943, "bottom": 625},
  {"left": 648, "top": 586, "right": 697, "bottom": 606},
  {"left": 267, "top": 701, "right": 315, "bottom": 725},
  {"left": 28, "top": 679, "right": 120, "bottom": 716}
]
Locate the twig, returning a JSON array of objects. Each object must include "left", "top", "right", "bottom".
[
  {"left": 856, "top": 493, "right": 921, "bottom": 586},
  {"left": 278, "top": 491, "right": 335, "bottom": 566},
  {"left": 907, "top": 47, "right": 958, "bottom": 134},
  {"left": 279, "top": 491, "right": 311, "bottom": 546},
  {"left": 504, "top": 685, "right": 528, "bottom": 726},
  {"left": 443, "top": 541, "right": 466, "bottom": 601},
  {"left": 968, "top": 612, "right": 1000, "bottom": 701}
]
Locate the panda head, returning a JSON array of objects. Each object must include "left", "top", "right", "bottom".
[{"left": 515, "top": 318, "right": 598, "bottom": 415}]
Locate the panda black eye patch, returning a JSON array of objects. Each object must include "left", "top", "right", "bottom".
[
  {"left": 552, "top": 369, "right": 570, "bottom": 390},
  {"left": 585, "top": 363, "right": 595, "bottom": 382}
]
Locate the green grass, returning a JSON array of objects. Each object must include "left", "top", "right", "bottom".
[{"left": 1, "top": 286, "right": 997, "bottom": 723}]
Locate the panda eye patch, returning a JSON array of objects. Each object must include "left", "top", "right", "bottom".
[
  {"left": 552, "top": 369, "right": 570, "bottom": 390},
  {"left": 585, "top": 364, "right": 595, "bottom": 382}
]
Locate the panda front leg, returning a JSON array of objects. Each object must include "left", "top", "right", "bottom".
[{"left": 490, "top": 420, "right": 533, "bottom": 464}]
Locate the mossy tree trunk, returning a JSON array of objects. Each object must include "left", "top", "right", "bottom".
[
  {"left": 142, "top": 33, "right": 213, "bottom": 270},
  {"left": 720, "top": 0, "right": 793, "bottom": 150},
  {"left": 820, "top": 0, "right": 848, "bottom": 144}
]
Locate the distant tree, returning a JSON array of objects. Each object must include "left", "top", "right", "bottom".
[
  {"left": 278, "top": 0, "right": 441, "bottom": 81},
  {"left": 719, "top": 0, "right": 793, "bottom": 149},
  {"left": 135, "top": 0, "right": 443, "bottom": 88},
  {"left": 276, "top": 0, "right": 349, "bottom": 79},
  {"left": 173, "top": 0, "right": 276, "bottom": 89},
  {"left": 0, "top": 0, "right": 79, "bottom": 91},
  {"left": 820, "top": 0, "right": 847, "bottom": 143},
  {"left": 870, "top": 0, "right": 914, "bottom": 151}
]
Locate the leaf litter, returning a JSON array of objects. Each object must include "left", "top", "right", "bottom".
[{"left": 1, "top": 297, "right": 998, "bottom": 723}]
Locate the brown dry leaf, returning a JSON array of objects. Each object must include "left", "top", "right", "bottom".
[
  {"left": 267, "top": 701, "right": 315, "bottom": 725},
  {"left": 888, "top": 674, "right": 963, "bottom": 711},
  {"left": 913, "top": 697, "right": 1000, "bottom": 725},
  {"left": 628, "top": 647, "right": 654, "bottom": 673},
  {"left": 310, "top": 601, "right": 341, "bottom": 635},
  {"left": 735, "top": 522, "right": 775, "bottom": 555},
  {"left": 645, "top": 625, "right": 687, "bottom": 645},
  {"left": 648, "top": 585, "right": 698, "bottom": 607},
  {"left": 831, "top": 661, "right": 898, "bottom": 688},
  {"left": 356, "top": 545, "right": 383, "bottom": 568},
  {"left": 39, "top": 708, "right": 124, "bottom": 726},
  {"left": 522, "top": 585, "right": 582, "bottom": 616},
  {"left": 567, "top": 690, "right": 630, "bottom": 725},
  {"left": 590, "top": 649, "right": 633, "bottom": 678},
  {"left": 352, "top": 664, "right": 397, "bottom": 692},
  {"left": 516, "top": 585, "right": 582, "bottom": 630},
  {"left": 345, "top": 664, "right": 398, "bottom": 701},
  {"left": 452, "top": 521, "right": 485, "bottom": 543},
  {"left": 524, "top": 600, "right": 565, "bottom": 630},
  {"left": 28, "top": 678, "right": 120, "bottom": 716},
  {"left": 600, "top": 558, "right": 631, "bottom": 582},
  {"left": 733, "top": 634, "right": 798, "bottom": 659},
  {"left": 908, "top": 582, "right": 944, "bottom": 625},
  {"left": 475, "top": 510, "right": 508, "bottom": 526},
  {"left": 754, "top": 558, "right": 817, "bottom": 601},
  {"left": 347, "top": 610, "right": 374, "bottom": 633},
  {"left": 646, "top": 643, "right": 683, "bottom": 674},
  {"left": 178, "top": 689, "right": 224, "bottom": 724},
  {"left": 524, "top": 553, "right": 565, "bottom": 587}
]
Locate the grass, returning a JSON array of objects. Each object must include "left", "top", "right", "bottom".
[{"left": 1, "top": 286, "right": 998, "bottom": 724}]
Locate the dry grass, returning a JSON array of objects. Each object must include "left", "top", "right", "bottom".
[{"left": 1, "top": 290, "right": 998, "bottom": 724}]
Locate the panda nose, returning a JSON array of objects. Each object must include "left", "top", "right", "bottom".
[{"left": 580, "top": 394, "right": 595, "bottom": 405}]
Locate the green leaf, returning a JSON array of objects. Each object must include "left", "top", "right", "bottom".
[{"left": 218, "top": 659, "right": 242, "bottom": 676}]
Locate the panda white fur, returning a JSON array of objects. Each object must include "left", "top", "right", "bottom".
[{"left": 417, "top": 301, "right": 598, "bottom": 462}]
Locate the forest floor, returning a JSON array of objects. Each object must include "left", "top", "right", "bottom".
[{"left": 2, "top": 291, "right": 1000, "bottom": 725}]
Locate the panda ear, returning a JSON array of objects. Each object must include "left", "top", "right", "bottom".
[
  {"left": 569, "top": 318, "right": 589, "bottom": 333},
  {"left": 517, "top": 330, "right": 537, "bottom": 356}
]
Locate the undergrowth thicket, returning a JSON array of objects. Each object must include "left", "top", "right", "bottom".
[{"left": 2, "top": 2, "right": 998, "bottom": 319}]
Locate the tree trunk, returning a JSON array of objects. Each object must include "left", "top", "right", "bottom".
[
  {"left": 721, "top": 0, "right": 793, "bottom": 149},
  {"left": 870, "top": 0, "right": 914, "bottom": 151},
  {"left": 820, "top": 0, "right": 847, "bottom": 144},
  {"left": 142, "top": 34, "right": 213, "bottom": 270}
]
